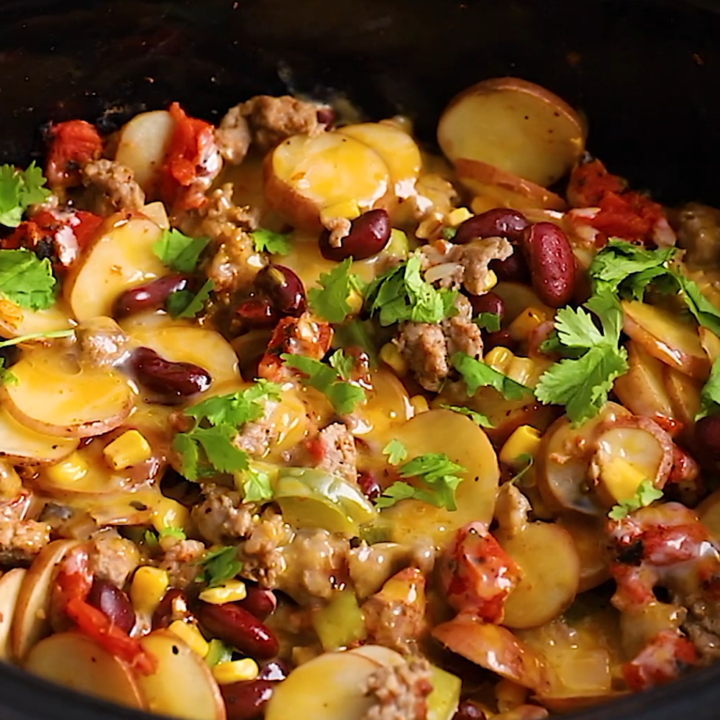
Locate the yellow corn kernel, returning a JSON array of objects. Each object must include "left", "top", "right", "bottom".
[
  {"left": 477, "top": 269, "right": 498, "bottom": 294},
  {"left": 131, "top": 567, "right": 169, "bottom": 616},
  {"left": 410, "top": 395, "right": 430, "bottom": 415},
  {"left": 45, "top": 452, "right": 90, "bottom": 487},
  {"left": 506, "top": 356, "right": 537, "bottom": 387},
  {"left": 199, "top": 580, "right": 248, "bottom": 605},
  {"left": 103, "top": 430, "right": 152, "bottom": 470},
  {"left": 499, "top": 425, "right": 542, "bottom": 469},
  {"left": 600, "top": 457, "right": 647, "bottom": 504},
  {"left": 484, "top": 346, "right": 515, "bottom": 374},
  {"left": 446, "top": 207, "right": 473, "bottom": 227},
  {"left": 152, "top": 497, "right": 190, "bottom": 535},
  {"left": 380, "top": 343, "right": 408, "bottom": 377},
  {"left": 319, "top": 199, "right": 361, "bottom": 225},
  {"left": 346, "top": 288, "right": 364, "bottom": 316},
  {"left": 508, "top": 307, "right": 551, "bottom": 342},
  {"left": 416, "top": 213, "right": 444, "bottom": 240},
  {"left": 168, "top": 620, "right": 209, "bottom": 658},
  {"left": 212, "top": 658, "right": 260, "bottom": 685}
]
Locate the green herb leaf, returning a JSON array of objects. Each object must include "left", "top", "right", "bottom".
[
  {"left": 153, "top": 229, "right": 210, "bottom": 273},
  {"left": 0, "top": 249, "right": 57, "bottom": 310},
  {"left": 442, "top": 226, "right": 458, "bottom": 241},
  {"left": 332, "top": 319, "right": 378, "bottom": 368},
  {"left": 0, "top": 163, "right": 52, "bottom": 228},
  {"left": 608, "top": 479, "right": 664, "bottom": 520},
  {"left": 383, "top": 439, "right": 408, "bottom": 466},
  {"left": 239, "top": 466, "right": 274, "bottom": 503},
  {"left": 328, "top": 349, "right": 355, "bottom": 381},
  {"left": 0, "top": 328, "right": 74, "bottom": 349},
  {"left": 697, "top": 358, "right": 720, "bottom": 420},
  {"left": 144, "top": 526, "right": 186, "bottom": 546},
  {"left": 451, "top": 352, "right": 530, "bottom": 401},
  {"left": 0, "top": 359, "right": 18, "bottom": 387},
  {"left": 474, "top": 312, "right": 502, "bottom": 333},
  {"left": 198, "top": 546, "right": 243, "bottom": 587},
  {"left": 308, "top": 258, "right": 365, "bottom": 324},
  {"left": 205, "top": 639, "right": 233, "bottom": 667},
  {"left": 440, "top": 404, "right": 494, "bottom": 428},
  {"left": 166, "top": 279, "right": 214, "bottom": 319},
  {"left": 511, "top": 453, "right": 534, "bottom": 486},
  {"left": 375, "top": 482, "right": 416, "bottom": 508},
  {"left": 185, "top": 380, "right": 282, "bottom": 428},
  {"left": 251, "top": 228, "right": 292, "bottom": 255}
]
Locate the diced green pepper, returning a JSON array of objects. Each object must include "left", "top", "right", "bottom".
[
  {"left": 205, "top": 638, "right": 233, "bottom": 667},
  {"left": 312, "top": 588, "right": 367, "bottom": 651}
]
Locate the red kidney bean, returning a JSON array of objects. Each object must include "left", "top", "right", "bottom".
[
  {"left": 221, "top": 679, "right": 278, "bottom": 720},
  {"left": 491, "top": 251, "right": 530, "bottom": 283},
  {"left": 453, "top": 208, "right": 529, "bottom": 245},
  {"left": 256, "top": 265, "right": 306, "bottom": 317},
  {"left": 152, "top": 588, "right": 193, "bottom": 629},
  {"left": 113, "top": 274, "right": 190, "bottom": 318},
  {"left": 468, "top": 291, "right": 505, "bottom": 321},
  {"left": 521, "top": 222, "right": 577, "bottom": 308},
  {"left": 484, "top": 329, "right": 515, "bottom": 352},
  {"left": 316, "top": 107, "right": 336, "bottom": 129},
  {"left": 696, "top": 415, "right": 720, "bottom": 460},
  {"left": 319, "top": 209, "right": 391, "bottom": 261},
  {"left": 198, "top": 602, "right": 279, "bottom": 659},
  {"left": 453, "top": 701, "right": 488, "bottom": 720},
  {"left": 132, "top": 347, "right": 211, "bottom": 397},
  {"left": 258, "top": 659, "right": 289, "bottom": 682},
  {"left": 238, "top": 587, "right": 277, "bottom": 621},
  {"left": 357, "top": 469, "right": 382, "bottom": 504},
  {"left": 235, "top": 296, "right": 280, "bottom": 329},
  {"left": 87, "top": 579, "right": 135, "bottom": 634}
]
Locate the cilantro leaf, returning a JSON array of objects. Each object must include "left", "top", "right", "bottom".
[
  {"left": 308, "top": 258, "right": 364, "bottom": 324},
  {"left": 0, "top": 358, "right": 17, "bottom": 387},
  {"left": 697, "top": 358, "right": 720, "bottom": 420},
  {"left": 186, "top": 381, "right": 281, "bottom": 428},
  {"left": 332, "top": 319, "right": 379, "bottom": 368},
  {"left": 474, "top": 312, "right": 502, "bottom": 333},
  {"left": 511, "top": 453, "right": 534, "bottom": 486},
  {"left": 153, "top": 229, "right": 209, "bottom": 273},
  {"left": 675, "top": 274, "right": 720, "bottom": 337},
  {"left": 376, "top": 482, "right": 416, "bottom": 508},
  {"left": 365, "top": 253, "right": 458, "bottom": 326},
  {"left": 183, "top": 425, "right": 249, "bottom": 475},
  {"left": 0, "top": 163, "right": 52, "bottom": 228},
  {"left": 239, "top": 466, "right": 274, "bottom": 503},
  {"left": 440, "top": 404, "right": 494, "bottom": 428},
  {"left": 383, "top": 439, "right": 408, "bottom": 466},
  {"left": 451, "top": 352, "right": 530, "bottom": 401},
  {"left": 251, "top": 228, "right": 292, "bottom": 255},
  {"left": 0, "top": 249, "right": 57, "bottom": 310},
  {"left": 0, "top": 329, "right": 74, "bottom": 349},
  {"left": 608, "top": 479, "right": 663, "bottom": 520},
  {"left": 166, "top": 279, "right": 214, "bottom": 319},
  {"left": 144, "top": 526, "right": 187, "bottom": 546},
  {"left": 198, "top": 546, "right": 243, "bottom": 587},
  {"left": 328, "top": 349, "right": 355, "bottom": 381}
]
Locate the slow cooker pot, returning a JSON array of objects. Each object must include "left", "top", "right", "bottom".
[{"left": 0, "top": 0, "right": 719, "bottom": 718}]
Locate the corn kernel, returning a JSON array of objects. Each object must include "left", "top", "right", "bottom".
[
  {"left": 212, "top": 658, "right": 260, "bottom": 685},
  {"left": 380, "top": 343, "right": 408, "bottom": 377},
  {"left": 600, "top": 457, "right": 647, "bottom": 504},
  {"left": 319, "top": 199, "right": 361, "bottom": 225},
  {"left": 199, "top": 579, "right": 248, "bottom": 605},
  {"left": 45, "top": 452, "right": 90, "bottom": 487},
  {"left": 410, "top": 395, "right": 430, "bottom": 415},
  {"left": 103, "top": 430, "right": 152, "bottom": 470},
  {"left": 446, "top": 207, "right": 473, "bottom": 227},
  {"left": 508, "top": 307, "right": 551, "bottom": 342},
  {"left": 168, "top": 620, "right": 209, "bottom": 658},
  {"left": 484, "top": 346, "right": 515, "bottom": 374},
  {"left": 152, "top": 497, "right": 190, "bottom": 535},
  {"left": 477, "top": 269, "right": 498, "bottom": 294},
  {"left": 130, "top": 567, "right": 169, "bottom": 616},
  {"left": 500, "top": 426, "right": 542, "bottom": 469},
  {"left": 506, "top": 357, "right": 537, "bottom": 387}
]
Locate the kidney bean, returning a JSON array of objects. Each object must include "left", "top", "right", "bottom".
[
  {"left": 357, "top": 469, "right": 382, "bottom": 504},
  {"left": 696, "top": 415, "right": 720, "bottom": 460},
  {"left": 256, "top": 265, "right": 306, "bottom": 317},
  {"left": 316, "top": 107, "right": 336, "bottom": 129},
  {"left": 235, "top": 297, "right": 280, "bottom": 329},
  {"left": 221, "top": 679, "right": 278, "bottom": 720},
  {"left": 258, "top": 659, "right": 289, "bottom": 682},
  {"left": 87, "top": 579, "right": 135, "bottom": 634},
  {"left": 521, "top": 222, "right": 577, "bottom": 308},
  {"left": 132, "top": 347, "right": 211, "bottom": 397},
  {"left": 198, "top": 602, "right": 279, "bottom": 659},
  {"left": 113, "top": 274, "right": 190, "bottom": 318},
  {"left": 319, "top": 209, "right": 391, "bottom": 261},
  {"left": 484, "top": 329, "right": 516, "bottom": 352},
  {"left": 453, "top": 700, "right": 488, "bottom": 720},
  {"left": 491, "top": 252, "right": 530, "bottom": 283},
  {"left": 454, "top": 208, "right": 529, "bottom": 245},
  {"left": 152, "top": 588, "right": 193, "bottom": 629},
  {"left": 238, "top": 587, "right": 277, "bottom": 621},
  {"left": 468, "top": 291, "right": 505, "bottom": 321}
]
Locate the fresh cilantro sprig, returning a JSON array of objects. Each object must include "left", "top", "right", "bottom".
[
  {"left": 451, "top": 352, "right": 530, "bottom": 401},
  {"left": 238, "top": 466, "right": 274, "bottom": 503},
  {"left": 697, "top": 358, "right": 720, "bottom": 420},
  {"left": 0, "top": 328, "right": 73, "bottom": 349},
  {"left": 332, "top": 319, "right": 378, "bottom": 368},
  {"left": 251, "top": 228, "right": 292, "bottom": 255},
  {"left": 197, "top": 546, "right": 243, "bottom": 587},
  {"left": 167, "top": 279, "right": 214, "bottom": 319},
  {"left": 383, "top": 439, "right": 408, "bottom": 466},
  {"left": 153, "top": 229, "right": 210, "bottom": 273},
  {"left": 440, "top": 404, "right": 494, "bottom": 428},
  {"left": 282, "top": 351, "right": 366, "bottom": 414},
  {"left": 608, "top": 479, "right": 663, "bottom": 520},
  {"left": 0, "top": 163, "right": 52, "bottom": 228},
  {"left": 308, "top": 258, "right": 364, "bottom": 324},
  {"left": 185, "top": 379, "right": 281, "bottom": 427},
  {"left": 377, "top": 453, "right": 466, "bottom": 511},
  {"left": 0, "top": 358, "right": 17, "bottom": 387},
  {"left": 144, "top": 526, "right": 187, "bottom": 546},
  {"left": 535, "top": 291, "right": 629, "bottom": 426},
  {"left": 364, "top": 253, "right": 458, "bottom": 326},
  {"left": 0, "top": 249, "right": 57, "bottom": 310},
  {"left": 474, "top": 313, "right": 501, "bottom": 333}
]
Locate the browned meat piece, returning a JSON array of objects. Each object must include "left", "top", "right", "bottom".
[
  {"left": 158, "top": 538, "right": 206, "bottom": 588},
  {"left": 191, "top": 485, "right": 255, "bottom": 546},
  {"left": 0, "top": 494, "right": 50, "bottom": 565},
  {"left": 315, "top": 423, "right": 358, "bottom": 483},
  {"left": 236, "top": 95, "right": 322, "bottom": 151},
  {"left": 81, "top": 158, "right": 145, "bottom": 215},
  {"left": 681, "top": 596, "right": 720, "bottom": 663},
  {"left": 241, "top": 509, "right": 294, "bottom": 588},
  {"left": 363, "top": 657, "right": 433, "bottom": 720},
  {"left": 676, "top": 202, "right": 720, "bottom": 269},
  {"left": 234, "top": 400, "right": 280, "bottom": 457},
  {"left": 215, "top": 106, "right": 252, "bottom": 165},
  {"left": 76, "top": 317, "right": 130, "bottom": 368},
  {"left": 395, "top": 295, "right": 483, "bottom": 392},
  {"left": 87, "top": 530, "right": 140, "bottom": 588}
]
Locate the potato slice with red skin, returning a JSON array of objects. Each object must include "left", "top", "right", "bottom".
[
  {"left": 438, "top": 78, "right": 585, "bottom": 187},
  {"left": 0, "top": 568, "right": 26, "bottom": 660},
  {"left": 264, "top": 132, "right": 391, "bottom": 232},
  {"left": 622, "top": 300, "right": 710, "bottom": 381},
  {"left": 136, "top": 631, "right": 226, "bottom": 720},
  {"left": 0, "top": 406, "right": 78, "bottom": 466},
  {"left": 2, "top": 348, "right": 134, "bottom": 438},
  {"left": 664, "top": 365, "right": 702, "bottom": 431},
  {"left": 65, "top": 213, "right": 168, "bottom": 322},
  {"left": 556, "top": 515, "right": 611, "bottom": 592},
  {"left": 432, "top": 615, "right": 551, "bottom": 693},
  {"left": 0, "top": 302, "right": 73, "bottom": 341},
  {"left": 25, "top": 632, "right": 144, "bottom": 709}
]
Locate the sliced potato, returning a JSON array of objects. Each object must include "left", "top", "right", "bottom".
[
  {"left": 12, "top": 539, "right": 77, "bottom": 660},
  {"left": 622, "top": 300, "right": 710, "bottom": 381},
  {"left": 136, "top": 631, "right": 225, "bottom": 720},
  {"left": 0, "top": 406, "right": 78, "bottom": 465},
  {"left": 698, "top": 488, "right": 720, "bottom": 541},
  {"left": 348, "top": 644, "right": 404, "bottom": 667},
  {"left": 556, "top": 515, "right": 611, "bottom": 592},
  {"left": 266, "top": 650, "right": 380, "bottom": 720},
  {"left": 25, "top": 632, "right": 144, "bottom": 709},
  {"left": 0, "top": 568, "right": 26, "bottom": 660},
  {"left": 64, "top": 214, "right": 167, "bottom": 322},
  {"left": 438, "top": 78, "right": 585, "bottom": 187},
  {"left": 699, "top": 326, "right": 720, "bottom": 364},
  {"left": 498, "top": 522, "right": 580, "bottom": 629},
  {"left": 0, "top": 302, "right": 73, "bottom": 341},
  {"left": 115, "top": 110, "right": 175, "bottom": 195},
  {"left": 664, "top": 365, "right": 702, "bottom": 430},
  {"left": 348, "top": 369, "right": 413, "bottom": 441},
  {"left": 264, "top": 132, "right": 391, "bottom": 232},
  {"left": 3, "top": 348, "right": 134, "bottom": 438}
]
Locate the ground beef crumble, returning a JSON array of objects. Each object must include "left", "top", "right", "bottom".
[
  {"left": 234, "top": 400, "right": 280, "bottom": 458},
  {"left": 158, "top": 537, "right": 206, "bottom": 588},
  {"left": 0, "top": 494, "right": 50, "bottom": 565},
  {"left": 363, "top": 657, "right": 433, "bottom": 720},
  {"left": 191, "top": 485, "right": 255, "bottom": 546},
  {"left": 314, "top": 423, "right": 358, "bottom": 484},
  {"left": 87, "top": 530, "right": 140, "bottom": 589},
  {"left": 81, "top": 158, "right": 146, "bottom": 215}
]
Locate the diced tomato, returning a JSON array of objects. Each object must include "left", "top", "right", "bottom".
[
  {"left": 568, "top": 159, "right": 626, "bottom": 207},
  {"left": 54, "top": 547, "right": 93, "bottom": 608},
  {"left": 623, "top": 630, "right": 697, "bottom": 691},
  {"left": 46, "top": 120, "right": 103, "bottom": 188}
]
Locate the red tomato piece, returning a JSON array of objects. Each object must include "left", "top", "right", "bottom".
[
  {"left": 623, "top": 630, "right": 698, "bottom": 691},
  {"left": 46, "top": 120, "right": 102, "bottom": 188}
]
